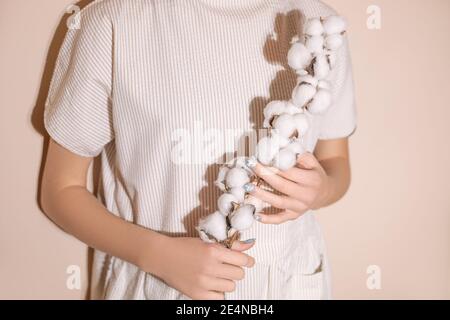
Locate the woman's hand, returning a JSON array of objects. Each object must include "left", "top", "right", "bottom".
[
  {"left": 244, "top": 152, "right": 332, "bottom": 224},
  {"left": 139, "top": 236, "right": 256, "bottom": 300}
]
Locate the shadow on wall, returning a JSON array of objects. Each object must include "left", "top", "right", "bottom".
[
  {"left": 31, "top": 0, "right": 96, "bottom": 300},
  {"left": 31, "top": 1, "right": 306, "bottom": 300}
]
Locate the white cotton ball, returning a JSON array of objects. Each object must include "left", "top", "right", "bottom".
[
  {"left": 272, "top": 114, "right": 296, "bottom": 138},
  {"left": 298, "top": 74, "right": 319, "bottom": 87},
  {"left": 244, "top": 195, "right": 269, "bottom": 213},
  {"left": 230, "top": 204, "right": 256, "bottom": 231},
  {"left": 272, "top": 131, "right": 291, "bottom": 148},
  {"left": 232, "top": 156, "right": 248, "bottom": 169},
  {"left": 287, "top": 42, "right": 313, "bottom": 71},
  {"left": 274, "top": 148, "right": 297, "bottom": 171},
  {"left": 308, "top": 89, "right": 332, "bottom": 114},
  {"left": 305, "top": 18, "right": 324, "bottom": 36},
  {"left": 256, "top": 136, "right": 280, "bottom": 166},
  {"left": 263, "top": 100, "right": 287, "bottom": 127},
  {"left": 306, "top": 35, "right": 324, "bottom": 54},
  {"left": 318, "top": 80, "right": 331, "bottom": 90},
  {"left": 323, "top": 15, "right": 347, "bottom": 35},
  {"left": 215, "top": 166, "right": 230, "bottom": 191},
  {"left": 197, "top": 229, "right": 216, "bottom": 243},
  {"left": 198, "top": 211, "right": 228, "bottom": 242},
  {"left": 284, "top": 100, "right": 301, "bottom": 115},
  {"left": 291, "top": 82, "right": 317, "bottom": 108},
  {"left": 232, "top": 157, "right": 255, "bottom": 176},
  {"left": 325, "top": 34, "right": 344, "bottom": 50},
  {"left": 230, "top": 187, "right": 246, "bottom": 202},
  {"left": 263, "top": 100, "right": 286, "bottom": 120},
  {"left": 285, "top": 140, "right": 305, "bottom": 155},
  {"left": 313, "top": 54, "right": 331, "bottom": 79},
  {"left": 293, "top": 113, "right": 309, "bottom": 136},
  {"left": 226, "top": 167, "right": 250, "bottom": 189},
  {"left": 218, "top": 193, "right": 239, "bottom": 216}
]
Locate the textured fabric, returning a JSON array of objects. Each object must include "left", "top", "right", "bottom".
[{"left": 44, "top": 0, "right": 356, "bottom": 300}]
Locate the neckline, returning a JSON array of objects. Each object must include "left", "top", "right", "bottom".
[{"left": 197, "top": 0, "right": 277, "bottom": 10}]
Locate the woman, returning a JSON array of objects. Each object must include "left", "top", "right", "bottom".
[{"left": 41, "top": 0, "right": 356, "bottom": 300}]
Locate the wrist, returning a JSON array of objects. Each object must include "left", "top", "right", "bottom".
[
  {"left": 136, "top": 231, "right": 172, "bottom": 278},
  {"left": 313, "top": 174, "right": 334, "bottom": 210}
]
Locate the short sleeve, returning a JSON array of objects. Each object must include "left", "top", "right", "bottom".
[
  {"left": 318, "top": 35, "right": 357, "bottom": 140},
  {"left": 44, "top": 4, "right": 114, "bottom": 157}
]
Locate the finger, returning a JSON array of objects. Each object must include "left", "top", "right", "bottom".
[
  {"left": 266, "top": 165, "right": 315, "bottom": 185},
  {"left": 230, "top": 239, "right": 256, "bottom": 252},
  {"left": 297, "top": 152, "right": 319, "bottom": 169},
  {"left": 203, "top": 291, "right": 225, "bottom": 300},
  {"left": 216, "top": 264, "right": 245, "bottom": 281},
  {"left": 257, "top": 210, "right": 302, "bottom": 225},
  {"left": 249, "top": 185, "right": 306, "bottom": 213},
  {"left": 206, "top": 277, "right": 236, "bottom": 293},
  {"left": 250, "top": 163, "right": 303, "bottom": 197},
  {"left": 219, "top": 249, "right": 255, "bottom": 268}
]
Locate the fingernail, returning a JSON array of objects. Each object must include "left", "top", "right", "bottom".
[
  {"left": 243, "top": 183, "right": 255, "bottom": 193},
  {"left": 242, "top": 238, "right": 256, "bottom": 244},
  {"left": 254, "top": 214, "right": 262, "bottom": 222},
  {"left": 245, "top": 156, "right": 257, "bottom": 169}
]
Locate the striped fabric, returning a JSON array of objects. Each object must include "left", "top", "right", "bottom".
[{"left": 44, "top": 0, "right": 356, "bottom": 300}]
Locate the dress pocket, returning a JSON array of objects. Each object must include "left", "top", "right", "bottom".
[
  {"left": 281, "top": 237, "right": 326, "bottom": 300},
  {"left": 285, "top": 267, "right": 325, "bottom": 300}
]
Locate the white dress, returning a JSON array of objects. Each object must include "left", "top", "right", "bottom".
[{"left": 44, "top": 0, "right": 357, "bottom": 300}]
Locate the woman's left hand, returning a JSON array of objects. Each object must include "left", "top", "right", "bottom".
[{"left": 244, "top": 152, "right": 332, "bottom": 224}]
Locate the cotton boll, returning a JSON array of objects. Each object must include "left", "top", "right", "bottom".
[
  {"left": 323, "top": 15, "right": 347, "bottom": 35},
  {"left": 272, "top": 131, "right": 291, "bottom": 148},
  {"left": 293, "top": 113, "right": 309, "bottom": 136},
  {"left": 230, "top": 187, "right": 246, "bottom": 202},
  {"left": 263, "top": 100, "right": 287, "bottom": 127},
  {"left": 285, "top": 140, "right": 305, "bottom": 155},
  {"left": 308, "top": 89, "right": 332, "bottom": 114},
  {"left": 284, "top": 101, "right": 302, "bottom": 115},
  {"left": 226, "top": 167, "right": 250, "bottom": 189},
  {"left": 263, "top": 100, "right": 286, "bottom": 120},
  {"left": 274, "top": 148, "right": 297, "bottom": 171},
  {"left": 198, "top": 211, "right": 228, "bottom": 242},
  {"left": 305, "top": 18, "right": 324, "bottom": 36},
  {"left": 244, "top": 195, "right": 268, "bottom": 213},
  {"left": 256, "top": 136, "right": 280, "bottom": 165},
  {"left": 197, "top": 229, "right": 215, "bottom": 243},
  {"left": 325, "top": 34, "right": 344, "bottom": 50},
  {"left": 215, "top": 166, "right": 230, "bottom": 191},
  {"left": 287, "top": 42, "right": 312, "bottom": 71},
  {"left": 218, "top": 193, "right": 239, "bottom": 216},
  {"left": 272, "top": 114, "right": 296, "bottom": 138},
  {"left": 291, "top": 83, "right": 317, "bottom": 108},
  {"left": 298, "top": 74, "right": 319, "bottom": 87},
  {"left": 313, "top": 55, "right": 331, "bottom": 79},
  {"left": 306, "top": 35, "right": 324, "bottom": 54},
  {"left": 318, "top": 80, "right": 331, "bottom": 90},
  {"left": 230, "top": 204, "right": 256, "bottom": 231},
  {"left": 232, "top": 157, "right": 254, "bottom": 176}
]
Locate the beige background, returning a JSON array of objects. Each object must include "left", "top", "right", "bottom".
[{"left": 1, "top": 0, "right": 449, "bottom": 299}]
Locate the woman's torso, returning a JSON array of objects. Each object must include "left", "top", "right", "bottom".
[{"left": 90, "top": 0, "right": 336, "bottom": 299}]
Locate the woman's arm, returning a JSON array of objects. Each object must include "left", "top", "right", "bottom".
[
  {"left": 40, "top": 139, "right": 164, "bottom": 273},
  {"left": 311, "top": 137, "right": 351, "bottom": 208},
  {"left": 40, "top": 139, "right": 255, "bottom": 299},
  {"left": 244, "top": 137, "right": 352, "bottom": 224}
]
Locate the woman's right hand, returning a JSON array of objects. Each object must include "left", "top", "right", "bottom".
[{"left": 139, "top": 236, "right": 255, "bottom": 300}]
